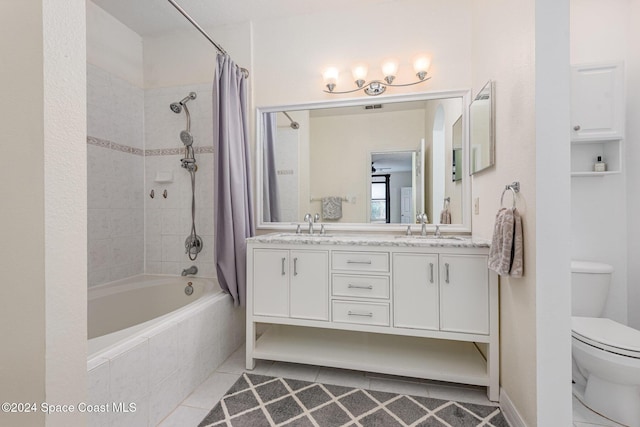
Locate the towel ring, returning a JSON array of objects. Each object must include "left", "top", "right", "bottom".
[{"left": 500, "top": 182, "right": 520, "bottom": 209}]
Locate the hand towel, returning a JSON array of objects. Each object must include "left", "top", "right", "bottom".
[
  {"left": 440, "top": 209, "right": 452, "bottom": 224},
  {"left": 322, "top": 197, "right": 343, "bottom": 220},
  {"left": 488, "top": 207, "right": 524, "bottom": 277}
]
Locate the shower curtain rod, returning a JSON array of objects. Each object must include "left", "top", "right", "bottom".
[{"left": 167, "top": 0, "right": 249, "bottom": 77}]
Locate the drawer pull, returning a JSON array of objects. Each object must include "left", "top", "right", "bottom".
[
  {"left": 281, "top": 257, "right": 286, "bottom": 276},
  {"left": 346, "top": 260, "right": 372, "bottom": 265},
  {"left": 348, "top": 284, "right": 373, "bottom": 290},
  {"left": 445, "top": 263, "right": 450, "bottom": 283},
  {"left": 429, "top": 263, "right": 434, "bottom": 283},
  {"left": 347, "top": 310, "right": 373, "bottom": 317},
  {"left": 294, "top": 257, "right": 298, "bottom": 276}
]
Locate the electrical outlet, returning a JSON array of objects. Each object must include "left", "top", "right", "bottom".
[{"left": 474, "top": 197, "right": 480, "bottom": 215}]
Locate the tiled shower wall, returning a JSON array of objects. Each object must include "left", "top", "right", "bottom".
[
  {"left": 87, "top": 64, "right": 145, "bottom": 286},
  {"left": 87, "top": 63, "right": 216, "bottom": 286},
  {"left": 144, "top": 83, "right": 215, "bottom": 278}
]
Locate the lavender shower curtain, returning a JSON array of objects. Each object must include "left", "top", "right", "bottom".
[
  {"left": 213, "top": 54, "right": 254, "bottom": 307},
  {"left": 262, "top": 112, "right": 281, "bottom": 222}
]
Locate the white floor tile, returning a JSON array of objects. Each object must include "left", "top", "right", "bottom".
[
  {"left": 215, "top": 344, "right": 247, "bottom": 374},
  {"left": 315, "top": 367, "right": 371, "bottom": 389},
  {"left": 572, "top": 395, "right": 624, "bottom": 427},
  {"left": 368, "top": 376, "right": 430, "bottom": 397},
  {"left": 181, "top": 371, "right": 240, "bottom": 410},
  {"left": 266, "top": 361, "right": 320, "bottom": 382},
  {"left": 425, "top": 383, "right": 494, "bottom": 406},
  {"left": 156, "top": 405, "right": 209, "bottom": 427}
]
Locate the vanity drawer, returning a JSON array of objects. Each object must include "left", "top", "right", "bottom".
[
  {"left": 332, "top": 274, "right": 390, "bottom": 299},
  {"left": 332, "top": 251, "right": 389, "bottom": 272},
  {"left": 332, "top": 300, "right": 390, "bottom": 326}
]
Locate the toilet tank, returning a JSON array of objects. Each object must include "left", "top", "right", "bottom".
[{"left": 571, "top": 260, "right": 613, "bottom": 317}]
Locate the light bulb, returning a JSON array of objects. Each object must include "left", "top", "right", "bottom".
[
  {"left": 381, "top": 59, "right": 398, "bottom": 84},
  {"left": 323, "top": 67, "right": 339, "bottom": 92},
  {"left": 413, "top": 55, "right": 431, "bottom": 80},
  {"left": 352, "top": 64, "right": 368, "bottom": 87}
]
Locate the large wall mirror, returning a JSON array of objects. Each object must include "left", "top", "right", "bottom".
[
  {"left": 470, "top": 80, "right": 495, "bottom": 174},
  {"left": 257, "top": 90, "right": 471, "bottom": 231}
]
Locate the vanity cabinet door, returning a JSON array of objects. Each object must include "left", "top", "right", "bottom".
[
  {"left": 393, "top": 253, "right": 439, "bottom": 330},
  {"left": 439, "top": 255, "right": 489, "bottom": 334},
  {"left": 290, "top": 250, "right": 329, "bottom": 321},
  {"left": 253, "top": 249, "right": 290, "bottom": 317}
]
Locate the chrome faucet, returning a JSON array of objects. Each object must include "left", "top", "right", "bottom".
[
  {"left": 418, "top": 213, "right": 428, "bottom": 236},
  {"left": 181, "top": 265, "right": 198, "bottom": 276},
  {"left": 304, "top": 213, "right": 313, "bottom": 234}
]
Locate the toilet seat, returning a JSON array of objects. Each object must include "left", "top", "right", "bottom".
[{"left": 572, "top": 316, "right": 640, "bottom": 359}]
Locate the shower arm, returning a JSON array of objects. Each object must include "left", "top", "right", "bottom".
[{"left": 183, "top": 103, "right": 191, "bottom": 132}]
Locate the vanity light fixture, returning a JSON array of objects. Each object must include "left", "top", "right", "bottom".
[{"left": 323, "top": 55, "right": 432, "bottom": 96}]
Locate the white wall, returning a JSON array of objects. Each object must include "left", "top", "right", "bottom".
[
  {"left": 252, "top": 0, "right": 472, "bottom": 106},
  {"left": 570, "top": 0, "right": 630, "bottom": 324},
  {"left": 471, "top": 0, "right": 572, "bottom": 425},
  {"left": 627, "top": 1, "right": 640, "bottom": 329},
  {"left": 0, "top": 1, "right": 87, "bottom": 426}
]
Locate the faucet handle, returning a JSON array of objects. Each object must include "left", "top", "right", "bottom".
[
  {"left": 296, "top": 224, "right": 302, "bottom": 234},
  {"left": 304, "top": 213, "right": 312, "bottom": 222},
  {"left": 406, "top": 225, "right": 412, "bottom": 236},
  {"left": 314, "top": 213, "right": 320, "bottom": 222}
]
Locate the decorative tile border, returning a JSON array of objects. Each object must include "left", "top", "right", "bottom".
[
  {"left": 145, "top": 146, "right": 215, "bottom": 156},
  {"left": 87, "top": 136, "right": 214, "bottom": 157},
  {"left": 87, "top": 136, "right": 144, "bottom": 156}
]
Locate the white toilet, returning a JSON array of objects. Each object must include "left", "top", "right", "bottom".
[{"left": 571, "top": 260, "right": 640, "bottom": 427}]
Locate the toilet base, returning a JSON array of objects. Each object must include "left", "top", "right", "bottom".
[{"left": 584, "top": 375, "right": 640, "bottom": 427}]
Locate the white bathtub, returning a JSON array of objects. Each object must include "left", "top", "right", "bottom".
[{"left": 86, "top": 275, "right": 245, "bottom": 427}]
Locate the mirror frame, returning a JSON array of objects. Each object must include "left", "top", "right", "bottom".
[
  {"left": 469, "top": 80, "right": 495, "bottom": 175},
  {"left": 255, "top": 89, "right": 472, "bottom": 233}
]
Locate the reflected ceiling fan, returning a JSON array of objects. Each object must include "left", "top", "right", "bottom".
[{"left": 371, "top": 162, "right": 391, "bottom": 173}]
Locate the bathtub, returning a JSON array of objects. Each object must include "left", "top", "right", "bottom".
[{"left": 86, "top": 275, "right": 245, "bottom": 427}]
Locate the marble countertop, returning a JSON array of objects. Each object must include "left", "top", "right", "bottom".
[{"left": 247, "top": 232, "right": 490, "bottom": 248}]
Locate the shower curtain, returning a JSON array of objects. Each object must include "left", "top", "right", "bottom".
[
  {"left": 213, "top": 54, "right": 254, "bottom": 307},
  {"left": 262, "top": 112, "right": 281, "bottom": 222}
]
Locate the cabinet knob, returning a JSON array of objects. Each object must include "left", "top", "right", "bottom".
[{"left": 573, "top": 125, "right": 581, "bottom": 131}]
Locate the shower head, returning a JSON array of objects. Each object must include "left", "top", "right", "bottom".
[
  {"left": 170, "top": 102, "right": 182, "bottom": 113},
  {"left": 170, "top": 92, "right": 197, "bottom": 114},
  {"left": 180, "top": 130, "right": 193, "bottom": 146}
]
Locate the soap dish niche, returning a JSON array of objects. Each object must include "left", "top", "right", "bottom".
[{"left": 154, "top": 171, "right": 173, "bottom": 183}]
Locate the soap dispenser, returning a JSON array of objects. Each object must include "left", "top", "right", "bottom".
[{"left": 594, "top": 156, "right": 606, "bottom": 172}]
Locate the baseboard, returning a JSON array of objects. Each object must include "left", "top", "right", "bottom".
[{"left": 500, "top": 387, "right": 528, "bottom": 427}]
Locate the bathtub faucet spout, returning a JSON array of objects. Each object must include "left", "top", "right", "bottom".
[{"left": 181, "top": 265, "right": 198, "bottom": 276}]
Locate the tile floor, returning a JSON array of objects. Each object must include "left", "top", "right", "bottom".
[{"left": 155, "top": 344, "right": 624, "bottom": 427}]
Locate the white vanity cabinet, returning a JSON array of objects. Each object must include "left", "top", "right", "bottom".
[
  {"left": 246, "top": 235, "right": 499, "bottom": 401},
  {"left": 394, "top": 253, "right": 490, "bottom": 334},
  {"left": 252, "top": 248, "right": 328, "bottom": 321}
]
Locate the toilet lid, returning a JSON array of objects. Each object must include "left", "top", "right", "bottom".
[{"left": 572, "top": 317, "right": 640, "bottom": 358}]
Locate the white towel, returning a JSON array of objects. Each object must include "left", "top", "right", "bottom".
[
  {"left": 488, "top": 207, "right": 524, "bottom": 277},
  {"left": 322, "top": 197, "right": 343, "bottom": 220}
]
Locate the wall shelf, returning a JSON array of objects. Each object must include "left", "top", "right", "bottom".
[{"left": 570, "top": 139, "right": 622, "bottom": 175}]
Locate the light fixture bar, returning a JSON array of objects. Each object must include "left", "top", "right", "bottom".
[{"left": 323, "top": 56, "right": 432, "bottom": 96}]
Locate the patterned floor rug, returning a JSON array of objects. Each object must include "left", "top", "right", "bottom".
[{"left": 198, "top": 373, "right": 508, "bottom": 427}]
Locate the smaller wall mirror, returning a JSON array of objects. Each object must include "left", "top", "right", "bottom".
[{"left": 469, "top": 80, "right": 495, "bottom": 174}]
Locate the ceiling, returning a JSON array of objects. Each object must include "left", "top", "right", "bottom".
[{"left": 91, "top": 0, "right": 396, "bottom": 37}]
